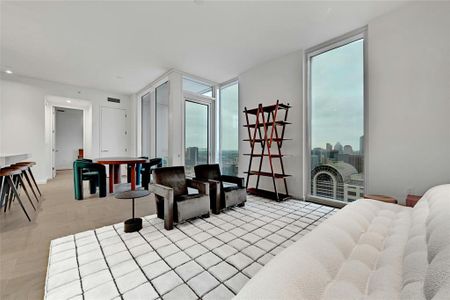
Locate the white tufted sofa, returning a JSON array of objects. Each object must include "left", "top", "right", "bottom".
[{"left": 235, "top": 184, "right": 450, "bottom": 300}]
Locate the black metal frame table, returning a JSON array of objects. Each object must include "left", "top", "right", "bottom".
[{"left": 115, "top": 190, "right": 150, "bottom": 233}]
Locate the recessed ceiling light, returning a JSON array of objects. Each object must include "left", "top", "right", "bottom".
[
  {"left": 5, "top": 69, "right": 13, "bottom": 74},
  {"left": 66, "top": 100, "right": 71, "bottom": 103}
]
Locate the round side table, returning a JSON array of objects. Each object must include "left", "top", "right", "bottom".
[
  {"left": 115, "top": 190, "right": 151, "bottom": 233},
  {"left": 363, "top": 194, "right": 397, "bottom": 204}
]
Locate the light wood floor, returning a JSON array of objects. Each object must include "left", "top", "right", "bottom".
[{"left": 0, "top": 170, "right": 156, "bottom": 299}]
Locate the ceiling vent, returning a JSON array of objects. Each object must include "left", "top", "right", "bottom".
[{"left": 107, "top": 97, "right": 120, "bottom": 103}]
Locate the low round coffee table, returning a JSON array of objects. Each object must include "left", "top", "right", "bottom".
[{"left": 115, "top": 190, "right": 151, "bottom": 233}]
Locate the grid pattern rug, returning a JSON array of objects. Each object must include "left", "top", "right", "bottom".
[{"left": 45, "top": 196, "right": 337, "bottom": 300}]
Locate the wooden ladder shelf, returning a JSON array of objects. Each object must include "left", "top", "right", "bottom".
[{"left": 243, "top": 100, "right": 291, "bottom": 201}]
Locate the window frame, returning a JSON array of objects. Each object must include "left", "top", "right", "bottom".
[{"left": 304, "top": 26, "right": 368, "bottom": 207}]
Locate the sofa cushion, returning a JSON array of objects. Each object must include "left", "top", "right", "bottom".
[{"left": 235, "top": 184, "right": 450, "bottom": 300}]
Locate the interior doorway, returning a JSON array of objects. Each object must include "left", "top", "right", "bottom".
[
  {"left": 55, "top": 107, "right": 83, "bottom": 170},
  {"left": 45, "top": 95, "right": 93, "bottom": 181}
]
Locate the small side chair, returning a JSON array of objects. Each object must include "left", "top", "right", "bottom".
[{"left": 73, "top": 159, "right": 107, "bottom": 200}]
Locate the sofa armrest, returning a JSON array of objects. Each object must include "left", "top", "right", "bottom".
[
  {"left": 186, "top": 178, "right": 209, "bottom": 195},
  {"left": 220, "top": 175, "right": 245, "bottom": 187}
]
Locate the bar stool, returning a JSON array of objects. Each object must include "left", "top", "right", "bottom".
[
  {"left": 0, "top": 167, "right": 31, "bottom": 221},
  {"left": 12, "top": 162, "right": 40, "bottom": 202},
  {"left": 14, "top": 161, "right": 42, "bottom": 197},
  {"left": 3, "top": 166, "right": 37, "bottom": 211}
]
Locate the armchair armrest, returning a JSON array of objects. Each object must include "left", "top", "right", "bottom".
[
  {"left": 149, "top": 183, "right": 174, "bottom": 230},
  {"left": 220, "top": 175, "right": 245, "bottom": 187},
  {"left": 186, "top": 179, "right": 209, "bottom": 195}
]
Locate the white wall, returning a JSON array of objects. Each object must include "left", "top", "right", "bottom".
[
  {"left": 237, "top": 2, "right": 450, "bottom": 203},
  {"left": 366, "top": 1, "right": 450, "bottom": 202},
  {"left": 55, "top": 108, "right": 83, "bottom": 170},
  {"left": 238, "top": 51, "right": 303, "bottom": 198},
  {"left": 0, "top": 76, "right": 132, "bottom": 183}
]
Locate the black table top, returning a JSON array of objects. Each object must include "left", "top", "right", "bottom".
[{"left": 115, "top": 190, "right": 151, "bottom": 199}]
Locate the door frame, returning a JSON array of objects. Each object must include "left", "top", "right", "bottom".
[{"left": 45, "top": 95, "right": 92, "bottom": 180}]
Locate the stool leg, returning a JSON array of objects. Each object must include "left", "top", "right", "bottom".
[
  {"left": 6, "top": 176, "right": 31, "bottom": 221},
  {"left": 28, "top": 169, "right": 42, "bottom": 196},
  {"left": 3, "top": 180, "right": 10, "bottom": 212},
  {"left": 0, "top": 177, "right": 7, "bottom": 210},
  {"left": 23, "top": 171, "right": 39, "bottom": 202},
  {"left": 18, "top": 175, "right": 36, "bottom": 211}
]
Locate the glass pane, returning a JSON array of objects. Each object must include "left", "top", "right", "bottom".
[
  {"left": 220, "top": 82, "right": 239, "bottom": 176},
  {"left": 141, "top": 92, "right": 152, "bottom": 157},
  {"left": 310, "top": 39, "right": 364, "bottom": 203},
  {"left": 183, "top": 77, "right": 213, "bottom": 96},
  {"left": 185, "top": 101, "right": 209, "bottom": 177},
  {"left": 156, "top": 82, "right": 169, "bottom": 166}
]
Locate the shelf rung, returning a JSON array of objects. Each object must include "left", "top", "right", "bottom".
[
  {"left": 244, "top": 103, "right": 291, "bottom": 115},
  {"left": 244, "top": 121, "right": 291, "bottom": 128},
  {"left": 243, "top": 138, "right": 291, "bottom": 142},
  {"left": 243, "top": 154, "right": 284, "bottom": 157},
  {"left": 245, "top": 171, "right": 291, "bottom": 178}
]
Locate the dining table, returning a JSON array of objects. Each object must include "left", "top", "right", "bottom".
[{"left": 94, "top": 157, "right": 147, "bottom": 193}]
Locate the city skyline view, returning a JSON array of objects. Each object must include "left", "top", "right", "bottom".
[{"left": 311, "top": 39, "right": 364, "bottom": 151}]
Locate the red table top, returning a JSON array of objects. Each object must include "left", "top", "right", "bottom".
[{"left": 94, "top": 157, "right": 147, "bottom": 164}]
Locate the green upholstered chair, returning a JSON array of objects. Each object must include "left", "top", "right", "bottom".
[
  {"left": 141, "top": 158, "right": 163, "bottom": 190},
  {"left": 127, "top": 156, "right": 148, "bottom": 186},
  {"left": 73, "top": 159, "right": 107, "bottom": 200}
]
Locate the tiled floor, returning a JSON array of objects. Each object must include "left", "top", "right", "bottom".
[{"left": 45, "top": 196, "right": 338, "bottom": 300}]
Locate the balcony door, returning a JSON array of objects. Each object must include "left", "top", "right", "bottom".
[{"left": 184, "top": 98, "right": 213, "bottom": 177}]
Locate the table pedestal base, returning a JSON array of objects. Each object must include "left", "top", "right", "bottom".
[{"left": 124, "top": 217, "right": 142, "bottom": 233}]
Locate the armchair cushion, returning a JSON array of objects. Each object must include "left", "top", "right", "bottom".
[{"left": 222, "top": 182, "right": 240, "bottom": 192}]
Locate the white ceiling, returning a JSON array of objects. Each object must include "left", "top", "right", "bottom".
[{"left": 1, "top": 1, "right": 407, "bottom": 95}]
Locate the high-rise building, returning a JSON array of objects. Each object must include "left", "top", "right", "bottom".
[
  {"left": 343, "top": 145, "right": 353, "bottom": 155},
  {"left": 326, "top": 143, "right": 332, "bottom": 152},
  {"left": 334, "top": 142, "right": 343, "bottom": 153},
  {"left": 185, "top": 147, "right": 199, "bottom": 166}
]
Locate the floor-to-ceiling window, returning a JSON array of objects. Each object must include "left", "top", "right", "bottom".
[
  {"left": 156, "top": 81, "right": 169, "bottom": 166},
  {"left": 219, "top": 81, "right": 239, "bottom": 176},
  {"left": 307, "top": 29, "right": 366, "bottom": 203}
]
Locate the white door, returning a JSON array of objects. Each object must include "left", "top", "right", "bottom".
[{"left": 100, "top": 107, "right": 127, "bottom": 157}]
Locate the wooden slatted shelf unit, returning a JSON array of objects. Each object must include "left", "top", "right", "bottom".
[{"left": 243, "top": 100, "right": 291, "bottom": 201}]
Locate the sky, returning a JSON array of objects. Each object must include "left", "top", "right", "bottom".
[{"left": 311, "top": 39, "right": 364, "bottom": 151}]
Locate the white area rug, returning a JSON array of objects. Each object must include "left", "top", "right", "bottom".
[{"left": 45, "top": 196, "right": 337, "bottom": 300}]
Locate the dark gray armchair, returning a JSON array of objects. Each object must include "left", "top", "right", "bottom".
[
  {"left": 150, "top": 166, "right": 210, "bottom": 230},
  {"left": 194, "top": 164, "right": 246, "bottom": 214}
]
